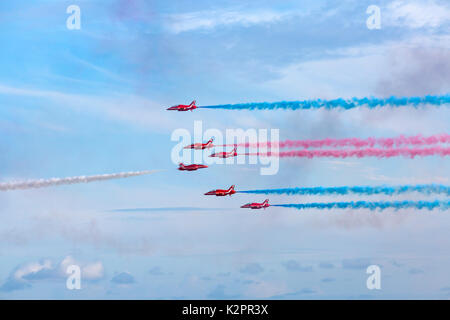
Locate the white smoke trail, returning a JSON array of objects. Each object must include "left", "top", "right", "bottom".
[{"left": 0, "top": 170, "right": 159, "bottom": 191}]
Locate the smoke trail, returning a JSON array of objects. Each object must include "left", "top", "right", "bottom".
[
  {"left": 0, "top": 170, "right": 159, "bottom": 191},
  {"left": 272, "top": 200, "right": 450, "bottom": 211},
  {"left": 199, "top": 95, "right": 450, "bottom": 110},
  {"left": 221, "top": 134, "right": 450, "bottom": 149},
  {"left": 244, "top": 146, "right": 450, "bottom": 158},
  {"left": 238, "top": 184, "right": 450, "bottom": 196}
]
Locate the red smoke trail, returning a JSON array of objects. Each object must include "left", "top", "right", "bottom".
[
  {"left": 220, "top": 134, "right": 450, "bottom": 149},
  {"left": 243, "top": 146, "right": 450, "bottom": 158}
]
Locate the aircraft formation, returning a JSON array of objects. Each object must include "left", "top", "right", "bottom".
[
  {"left": 1, "top": 98, "right": 448, "bottom": 213},
  {"left": 168, "top": 101, "right": 267, "bottom": 210},
  {"left": 167, "top": 100, "right": 450, "bottom": 212}
]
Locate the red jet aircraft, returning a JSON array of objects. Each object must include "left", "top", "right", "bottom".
[
  {"left": 178, "top": 163, "right": 208, "bottom": 171},
  {"left": 204, "top": 185, "right": 236, "bottom": 196},
  {"left": 184, "top": 138, "right": 214, "bottom": 150},
  {"left": 167, "top": 100, "right": 197, "bottom": 111},
  {"left": 209, "top": 147, "right": 237, "bottom": 158},
  {"left": 240, "top": 199, "right": 270, "bottom": 209}
]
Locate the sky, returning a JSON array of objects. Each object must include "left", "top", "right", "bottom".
[{"left": 0, "top": 0, "right": 449, "bottom": 299}]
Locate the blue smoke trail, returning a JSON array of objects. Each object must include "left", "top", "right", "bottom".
[
  {"left": 272, "top": 200, "right": 450, "bottom": 211},
  {"left": 237, "top": 184, "right": 450, "bottom": 196},
  {"left": 199, "top": 95, "right": 450, "bottom": 110}
]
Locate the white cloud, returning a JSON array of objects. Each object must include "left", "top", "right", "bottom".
[
  {"left": 82, "top": 262, "right": 105, "bottom": 280},
  {"left": 260, "top": 34, "right": 450, "bottom": 99},
  {"left": 1, "top": 256, "right": 104, "bottom": 292},
  {"left": 60, "top": 256, "right": 77, "bottom": 273},
  {"left": 385, "top": 0, "right": 450, "bottom": 28},
  {"left": 13, "top": 260, "right": 53, "bottom": 280},
  {"left": 166, "top": 9, "right": 291, "bottom": 34},
  {"left": 58, "top": 256, "right": 104, "bottom": 280},
  {"left": 262, "top": 53, "right": 383, "bottom": 100},
  {"left": 165, "top": 2, "right": 450, "bottom": 34},
  {"left": 59, "top": 256, "right": 104, "bottom": 280}
]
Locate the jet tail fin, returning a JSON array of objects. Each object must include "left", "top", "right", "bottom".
[{"left": 190, "top": 100, "right": 196, "bottom": 107}]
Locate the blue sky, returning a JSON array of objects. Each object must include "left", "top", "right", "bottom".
[{"left": 0, "top": 0, "right": 449, "bottom": 299}]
